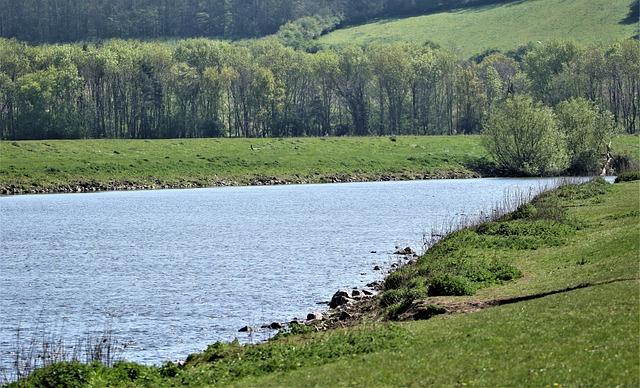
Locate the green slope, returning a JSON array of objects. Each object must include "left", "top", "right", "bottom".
[{"left": 319, "top": 0, "right": 638, "bottom": 57}]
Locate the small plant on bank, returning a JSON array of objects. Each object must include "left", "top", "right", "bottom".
[
  {"left": 427, "top": 274, "right": 476, "bottom": 297},
  {"left": 616, "top": 171, "right": 640, "bottom": 182},
  {"left": 15, "top": 362, "right": 90, "bottom": 388},
  {"left": 611, "top": 154, "right": 640, "bottom": 174},
  {"left": 271, "top": 321, "right": 315, "bottom": 340},
  {"left": 159, "top": 362, "right": 180, "bottom": 378}
]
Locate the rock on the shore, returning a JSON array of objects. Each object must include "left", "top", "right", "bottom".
[
  {"left": 329, "top": 290, "right": 351, "bottom": 309},
  {"left": 394, "top": 247, "right": 416, "bottom": 255},
  {"left": 307, "top": 312, "right": 324, "bottom": 321},
  {"left": 238, "top": 326, "right": 253, "bottom": 333},
  {"left": 339, "top": 311, "right": 352, "bottom": 321},
  {"left": 366, "top": 281, "right": 382, "bottom": 289}
]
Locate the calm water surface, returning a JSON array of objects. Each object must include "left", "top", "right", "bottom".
[{"left": 0, "top": 178, "right": 592, "bottom": 368}]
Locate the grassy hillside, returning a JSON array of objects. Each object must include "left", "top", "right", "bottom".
[
  {"left": 11, "top": 179, "right": 639, "bottom": 387},
  {"left": 319, "top": 0, "right": 638, "bottom": 57},
  {"left": 1, "top": 135, "right": 637, "bottom": 194}
]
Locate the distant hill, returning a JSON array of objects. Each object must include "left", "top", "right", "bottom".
[
  {"left": 0, "top": 0, "right": 510, "bottom": 43},
  {"left": 318, "top": 0, "right": 639, "bottom": 57}
]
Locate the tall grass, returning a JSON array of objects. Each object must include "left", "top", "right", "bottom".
[
  {"left": 0, "top": 325, "right": 123, "bottom": 384},
  {"left": 421, "top": 177, "right": 582, "bottom": 252}
]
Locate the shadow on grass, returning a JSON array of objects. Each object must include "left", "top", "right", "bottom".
[
  {"left": 463, "top": 156, "right": 515, "bottom": 177},
  {"left": 338, "top": 0, "right": 527, "bottom": 28},
  {"left": 620, "top": 0, "right": 639, "bottom": 25}
]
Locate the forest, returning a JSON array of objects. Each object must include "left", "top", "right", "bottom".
[
  {"left": 0, "top": 0, "right": 504, "bottom": 43},
  {"left": 0, "top": 37, "right": 637, "bottom": 140}
]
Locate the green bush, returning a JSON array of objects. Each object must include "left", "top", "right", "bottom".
[
  {"left": 386, "top": 302, "right": 410, "bottom": 319},
  {"left": 489, "top": 261, "right": 523, "bottom": 281},
  {"left": 569, "top": 149, "right": 601, "bottom": 175},
  {"left": 616, "top": 171, "right": 640, "bottom": 182},
  {"left": 555, "top": 97, "right": 614, "bottom": 174},
  {"left": 384, "top": 269, "right": 417, "bottom": 290},
  {"left": 159, "top": 362, "right": 180, "bottom": 378},
  {"left": 483, "top": 95, "right": 568, "bottom": 176},
  {"left": 510, "top": 202, "right": 538, "bottom": 220},
  {"left": 428, "top": 274, "right": 476, "bottom": 296},
  {"left": 113, "top": 361, "right": 143, "bottom": 381},
  {"left": 381, "top": 289, "right": 407, "bottom": 307},
  {"left": 612, "top": 154, "right": 640, "bottom": 174},
  {"left": 25, "top": 362, "right": 90, "bottom": 388}
]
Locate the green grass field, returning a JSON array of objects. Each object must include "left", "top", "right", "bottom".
[
  {"left": 319, "top": 0, "right": 638, "bottom": 57},
  {"left": 0, "top": 135, "right": 637, "bottom": 193},
  {"left": 11, "top": 179, "right": 639, "bottom": 387},
  {"left": 0, "top": 136, "right": 488, "bottom": 192}
]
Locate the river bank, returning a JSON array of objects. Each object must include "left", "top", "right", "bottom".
[
  {"left": 8, "top": 178, "right": 639, "bottom": 387},
  {"left": 1, "top": 135, "right": 637, "bottom": 195},
  {"left": 0, "top": 136, "right": 486, "bottom": 195},
  {"left": 0, "top": 170, "right": 480, "bottom": 195}
]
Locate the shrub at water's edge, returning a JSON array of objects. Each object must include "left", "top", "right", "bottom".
[
  {"left": 481, "top": 95, "right": 629, "bottom": 177},
  {"left": 482, "top": 95, "right": 568, "bottom": 176},
  {"left": 616, "top": 171, "right": 640, "bottom": 183}
]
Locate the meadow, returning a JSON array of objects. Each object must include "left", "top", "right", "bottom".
[
  {"left": 319, "top": 0, "right": 638, "bottom": 57},
  {"left": 0, "top": 136, "right": 487, "bottom": 193},
  {"left": 1, "top": 135, "right": 637, "bottom": 194}
]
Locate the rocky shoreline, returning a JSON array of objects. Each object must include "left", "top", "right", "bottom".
[
  {"left": 240, "top": 247, "right": 422, "bottom": 336},
  {"left": 0, "top": 170, "right": 481, "bottom": 196}
]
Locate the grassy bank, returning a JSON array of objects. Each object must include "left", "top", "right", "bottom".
[
  {"left": 0, "top": 136, "right": 487, "bottom": 194},
  {"left": 319, "top": 0, "right": 637, "bottom": 57},
  {"left": 10, "top": 178, "right": 639, "bottom": 387},
  {"left": 0, "top": 135, "right": 637, "bottom": 194}
]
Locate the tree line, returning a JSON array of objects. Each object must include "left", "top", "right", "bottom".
[
  {"left": 0, "top": 0, "right": 515, "bottom": 43},
  {"left": 0, "top": 38, "right": 638, "bottom": 140}
]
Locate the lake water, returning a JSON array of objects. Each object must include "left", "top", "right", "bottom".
[{"left": 0, "top": 177, "right": 595, "bottom": 370}]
